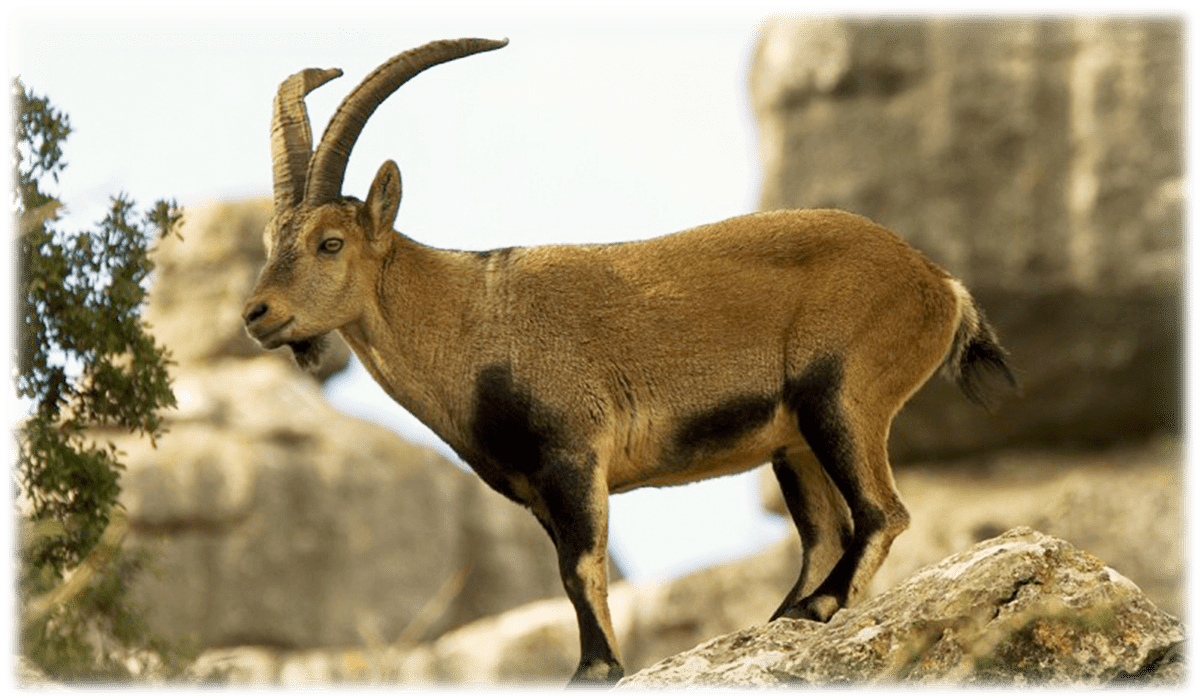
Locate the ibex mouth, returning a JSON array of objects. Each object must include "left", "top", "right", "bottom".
[
  {"left": 246, "top": 316, "right": 327, "bottom": 372},
  {"left": 247, "top": 318, "right": 295, "bottom": 349}
]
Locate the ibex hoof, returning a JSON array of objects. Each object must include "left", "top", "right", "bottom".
[
  {"left": 568, "top": 659, "right": 624, "bottom": 687},
  {"left": 776, "top": 593, "right": 842, "bottom": 623}
]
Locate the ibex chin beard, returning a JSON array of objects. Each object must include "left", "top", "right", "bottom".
[{"left": 286, "top": 335, "right": 328, "bottom": 371}]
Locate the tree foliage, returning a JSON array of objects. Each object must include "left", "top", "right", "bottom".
[{"left": 13, "top": 76, "right": 182, "bottom": 577}]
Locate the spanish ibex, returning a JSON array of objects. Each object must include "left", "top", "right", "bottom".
[{"left": 243, "top": 38, "right": 1016, "bottom": 685}]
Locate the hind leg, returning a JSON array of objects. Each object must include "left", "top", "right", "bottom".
[
  {"left": 784, "top": 355, "right": 911, "bottom": 622},
  {"left": 769, "top": 445, "right": 853, "bottom": 621},
  {"left": 793, "top": 418, "right": 909, "bottom": 621}
]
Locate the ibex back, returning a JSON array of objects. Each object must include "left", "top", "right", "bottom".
[{"left": 242, "top": 38, "right": 1016, "bottom": 685}]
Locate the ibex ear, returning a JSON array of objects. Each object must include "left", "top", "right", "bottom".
[{"left": 365, "top": 160, "right": 402, "bottom": 239}]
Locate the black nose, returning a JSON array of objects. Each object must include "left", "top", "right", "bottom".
[{"left": 244, "top": 302, "right": 269, "bottom": 325}]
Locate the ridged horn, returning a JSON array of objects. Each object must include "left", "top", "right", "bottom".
[
  {"left": 272, "top": 67, "right": 344, "bottom": 213},
  {"left": 304, "top": 37, "right": 508, "bottom": 206}
]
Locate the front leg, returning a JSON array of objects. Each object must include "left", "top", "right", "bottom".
[{"left": 532, "top": 460, "right": 623, "bottom": 685}]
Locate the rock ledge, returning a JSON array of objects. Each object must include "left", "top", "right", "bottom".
[{"left": 618, "top": 528, "right": 1184, "bottom": 688}]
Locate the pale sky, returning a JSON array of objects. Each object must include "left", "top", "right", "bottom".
[{"left": 7, "top": 0, "right": 792, "bottom": 583}]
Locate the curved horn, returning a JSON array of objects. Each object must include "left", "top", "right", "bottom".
[
  {"left": 271, "top": 67, "right": 344, "bottom": 213},
  {"left": 304, "top": 37, "right": 508, "bottom": 206}
]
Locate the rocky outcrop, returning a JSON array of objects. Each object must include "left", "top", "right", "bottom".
[
  {"left": 750, "top": 18, "right": 1183, "bottom": 460},
  {"left": 182, "top": 438, "right": 1182, "bottom": 686},
  {"left": 618, "top": 528, "right": 1184, "bottom": 687},
  {"left": 187, "top": 526, "right": 1183, "bottom": 687},
  {"left": 387, "top": 534, "right": 804, "bottom": 684},
  {"left": 109, "top": 199, "right": 573, "bottom": 650},
  {"left": 185, "top": 541, "right": 797, "bottom": 685},
  {"left": 766, "top": 436, "right": 1185, "bottom": 617}
]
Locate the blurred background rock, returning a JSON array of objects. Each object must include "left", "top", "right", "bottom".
[{"left": 751, "top": 17, "right": 1182, "bottom": 460}]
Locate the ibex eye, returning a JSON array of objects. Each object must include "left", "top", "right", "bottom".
[{"left": 319, "top": 238, "right": 343, "bottom": 254}]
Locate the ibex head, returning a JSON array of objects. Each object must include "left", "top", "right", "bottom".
[{"left": 242, "top": 38, "right": 508, "bottom": 370}]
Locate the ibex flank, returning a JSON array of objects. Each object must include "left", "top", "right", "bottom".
[{"left": 242, "top": 37, "right": 1016, "bottom": 685}]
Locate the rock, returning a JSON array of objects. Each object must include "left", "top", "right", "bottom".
[
  {"left": 388, "top": 586, "right": 640, "bottom": 685},
  {"left": 383, "top": 538, "right": 802, "bottom": 684},
  {"left": 618, "top": 528, "right": 1185, "bottom": 687},
  {"left": 111, "top": 358, "right": 567, "bottom": 650},
  {"left": 182, "top": 526, "right": 1183, "bottom": 688},
  {"left": 180, "top": 538, "right": 797, "bottom": 685},
  {"left": 762, "top": 437, "right": 1185, "bottom": 617},
  {"left": 145, "top": 198, "right": 349, "bottom": 381},
  {"left": 621, "top": 536, "right": 800, "bottom": 672},
  {"left": 385, "top": 534, "right": 809, "bottom": 684},
  {"left": 749, "top": 18, "right": 1183, "bottom": 460}
]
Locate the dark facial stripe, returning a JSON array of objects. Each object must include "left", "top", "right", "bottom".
[{"left": 260, "top": 242, "right": 300, "bottom": 287}]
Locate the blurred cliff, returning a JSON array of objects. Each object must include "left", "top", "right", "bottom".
[{"left": 751, "top": 17, "right": 1182, "bottom": 459}]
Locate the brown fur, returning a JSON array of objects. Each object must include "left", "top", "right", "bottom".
[{"left": 253, "top": 199, "right": 959, "bottom": 480}]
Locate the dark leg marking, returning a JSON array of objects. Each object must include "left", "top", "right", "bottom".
[
  {"left": 783, "top": 355, "right": 852, "bottom": 483},
  {"left": 464, "top": 363, "right": 621, "bottom": 684},
  {"left": 535, "top": 463, "right": 622, "bottom": 685},
  {"left": 781, "top": 354, "right": 887, "bottom": 620},
  {"left": 769, "top": 447, "right": 853, "bottom": 621},
  {"left": 462, "top": 362, "right": 581, "bottom": 505},
  {"left": 771, "top": 448, "right": 819, "bottom": 552},
  {"left": 468, "top": 363, "right": 570, "bottom": 476}
]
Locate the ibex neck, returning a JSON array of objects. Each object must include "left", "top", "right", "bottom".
[{"left": 337, "top": 234, "right": 486, "bottom": 452}]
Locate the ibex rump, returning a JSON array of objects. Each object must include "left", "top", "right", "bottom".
[{"left": 243, "top": 38, "right": 1016, "bottom": 685}]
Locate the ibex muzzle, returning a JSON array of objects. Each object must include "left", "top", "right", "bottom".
[{"left": 243, "top": 38, "right": 1017, "bottom": 686}]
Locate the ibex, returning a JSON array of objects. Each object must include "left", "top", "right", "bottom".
[{"left": 243, "top": 38, "right": 1016, "bottom": 685}]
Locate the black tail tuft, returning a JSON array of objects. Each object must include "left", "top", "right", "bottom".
[
  {"left": 942, "top": 286, "right": 1019, "bottom": 411},
  {"left": 957, "top": 325, "right": 1018, "bottom": 409}
]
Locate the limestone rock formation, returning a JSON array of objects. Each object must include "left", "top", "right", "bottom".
[
  {"left": 750, "top": 18, "right": 1183, "bottom": 460},
  {"left": 764, "top": 437, "right": 1185, "bottom": 617},
  {"left": 384, "top": 536, "right": 803, "bottom": 684},
  {"left": 109, "top": 198, "right": 570, "bottom": 650},
  {"left": 618, "top": 528, "right": 1184, "bottom": 688},
  {"left": 185, "top": 524, "right": 1183, "bottom": 687},
  {"left": 185, "top": 541, "right": 798, "bottom": 685},
  {"left": 111, "top": 359, "right": 564, "bottom": 649},
  {"left": 179, "top": 438, "right": 1182, "bottom": 685}
]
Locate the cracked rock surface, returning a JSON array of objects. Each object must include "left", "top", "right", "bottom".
[{"left": 618, "top": 528, "right": 1184, "bottom": 688}]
